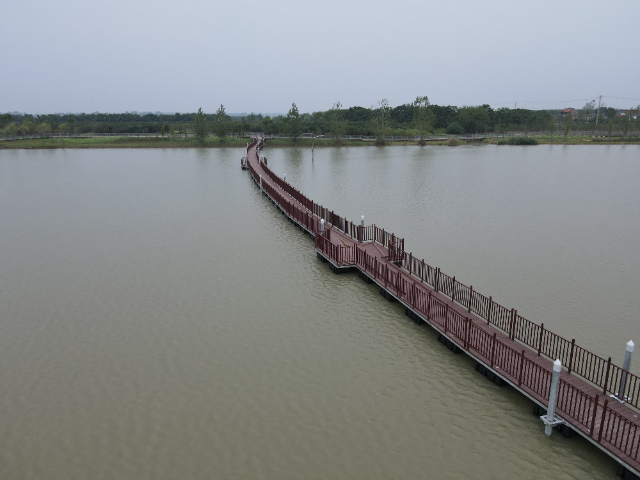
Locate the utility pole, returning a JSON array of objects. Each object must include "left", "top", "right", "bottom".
[{"left": 596, "top": 95, "right": 602, "bottom": 125}]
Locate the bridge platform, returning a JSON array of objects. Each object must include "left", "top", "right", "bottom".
[{"left": 243, "top": 138, "right": 640, "bottom": 478}]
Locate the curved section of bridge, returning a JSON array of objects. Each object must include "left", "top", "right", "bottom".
[{"left": 243, "top": 138, "right": 640, "bottom": 477}]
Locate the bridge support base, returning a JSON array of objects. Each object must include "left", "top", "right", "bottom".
[
  {"left": 533, "top": 404, "right": 547, "bottom": 417},
  {"left": 379, "top": 287, "right": 396, "bottom": 302},
  {"left": 404, "top": 307, "right": 425, "bottom": 325},
  {"left": 438, "top": 333, "right": 461, "bottom": 354},
  {"left": 474, "top": 361, "right": 506, "bottom": 385},
  {"left": 531, "top": 405, "right": 575, "bottom": 437},
  {"left": 358, "top": 271, "right": 373, "bottom": 284},
  {"left": 618, "top": 465, "right": 640, "bottom": 480}
]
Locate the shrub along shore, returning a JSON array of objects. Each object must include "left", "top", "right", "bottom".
[{"left": 0, "top": 135, "right": 638, "bottom": 149}]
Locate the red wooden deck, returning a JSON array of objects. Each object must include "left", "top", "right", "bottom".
[{"left": 244, "top": 138, "right": 640, "bottom": 476}]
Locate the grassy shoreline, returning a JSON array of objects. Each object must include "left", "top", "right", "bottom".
[{"left": 1, "top": 135, "right": 638, "bottom": 149}]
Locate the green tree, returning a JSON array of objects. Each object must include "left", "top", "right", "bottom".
[
  {"left": 413, "top": 96, "right": 433, "bottom": 145},
  {"left": 20, "top": 120, "right": 35, "bottom": 134},
  {"left": 194, "top": 108, "right": 207, "bottom": 144},
  {"left": 563, "top": 115, "right": 572, "bottom": 141},
  {"left": 160, "top": 125, "right": 166, "bottom": 138},
  {"left": 287, "top": 102, "right": 301, "bottom": 143},
  {"left": 214, "top": 104, "right": 228, "bottom": 142},
  {"left": 371, "top": 98, "right": 391, "bottom": 145},
  {"left": 603, "top": 107, "right": 617, "bottom": 123},
  {"left": 241, "top": 117, "right": 250, "bottom": 136},
  {"left": 170, "top": 124, "right": 175, "bottom": 141},
  {"left": 35, "top": 122, "right": 52, "bottom": 134},
  {"left": 446, "top": 121, "right": 464, "bottom": 135},
  {"left": 607, "top": 120, "right": 614, "bottom": 141},
  {"left": 0, "top": 113, "right": 12, "bottom": 128},
  {"left": 262, "top": 116, "right": 275, "bottom": 135},
  {"left": 580, "top": 100, "right": 595, "bottom": 126},
  {"left": 4, "top": 122, "right": 18, "bottom": 135},
  {"left": 622, "top": 109, "right": 631, "bottom": 141},
  {"left": 458, "top": 106, "right": 489, "bottom": 134},
  {"left": 329, "top": 101, "right": 346, "bottom": 145}
]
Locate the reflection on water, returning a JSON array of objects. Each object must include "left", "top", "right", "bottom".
[{"left": 0, "top": 145, "right": 638, "bottom": 479}]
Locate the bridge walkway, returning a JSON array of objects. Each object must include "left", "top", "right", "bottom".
[{"left": 244, "top": 138, "right": 640, "bottom": 478}]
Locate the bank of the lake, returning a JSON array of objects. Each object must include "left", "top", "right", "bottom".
[
  {"left": 0, "top": 136, "right": 251, "bottom": 149},
  {"left": 1, "top": 135, "right": 639, "bottom": 149}
]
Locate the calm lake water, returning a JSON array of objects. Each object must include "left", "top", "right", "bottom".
[{"left": 0, "top": 144, "right": 638, "bottom": 479}]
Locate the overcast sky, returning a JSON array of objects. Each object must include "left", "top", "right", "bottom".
[{"left": 2, "top": 0, "right": 639, "bottom": 114}]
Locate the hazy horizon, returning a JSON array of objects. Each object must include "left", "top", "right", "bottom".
[
  {"left": 2, "top": 0, "right": 639, "bottom": 114},
  {"left": 4, "top": 103, "right": 639, "bottom": 117}
]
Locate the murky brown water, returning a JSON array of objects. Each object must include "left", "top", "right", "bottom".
[{"left": 0, "top": 144, "right": 638, "bottom": 479}]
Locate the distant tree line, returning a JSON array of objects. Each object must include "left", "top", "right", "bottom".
[{"left": 2, "top": 100, "right": 638, "bottom": 139}]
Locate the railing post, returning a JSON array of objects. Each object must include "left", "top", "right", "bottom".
[
  {"left": 468, "top": 286, "right": 473, "bottom": 312},
  {"left": 360, "top": 215, "right": 364, "bottom": 243},
  {"left": 435, "top": 268, "right": 440, "bottom": 293},
  {"left": 427, "top": 292, "right": 432, "bottom": 320},
  {"left": 464, "top": 317, "right": 470, "bottom": 349},
  {"left": 618, "top": 340, "right": 635, "bottom": 401},
  {"left": 568, "top": 339, "right": 575, "bottom": 374},
  {"left": 509, "top": 309, "right": 516, "bottom": 340},
  {"left": 410, "top": 282, "right": 415, "bottom": 307},
  {"left": 409, "top": 252, "right": 413, "bottom": 275},
  {"left": 603, "top": 357, "right": 612, "bottom": 394},
  {"left": 487, "top": 296, "right": 492, "bottom": 326},
  {"left": 537, "top": 323, "right": 545, "bottom": 357},
  {"left": 590, "top": 394, "right": 600, "bottom": 437},
  {"left": 543, "top": 359, "right": 562, "bottom": 436},
  {"left": 451, "top": 277, "right": 456, "bottom": 302},
  {"left": 444, "top": 304, "right": 449, "bottom": 333},
  {"left": 490, "top": 332, "right": 497, "bottom": 367},
  {"left": 518, "top": 350, "right": 526, "bottom": 386},
  {"left": 597, "top": 399, "right": 609, "bottom": 442}
]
